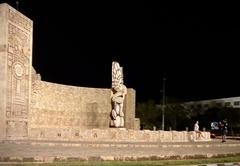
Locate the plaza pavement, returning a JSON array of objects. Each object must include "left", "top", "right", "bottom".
[{"left": 0, "top": 138, "right": 240, "bottom": 163}]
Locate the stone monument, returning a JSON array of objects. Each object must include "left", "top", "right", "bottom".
[
  {"left": 0, "top": 3, "right": 138, "bottom": 141},
  {"left": 110, "top": 61, "right": 127, "bottom": 128},
  {"left": 0, "top": 3, "right": 210, "bottom": 142}
]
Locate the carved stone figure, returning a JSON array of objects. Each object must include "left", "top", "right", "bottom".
[{"left": 111, "top": 61, "right": 127, "bottom": 127}]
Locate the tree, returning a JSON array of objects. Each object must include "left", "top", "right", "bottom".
[
  {"left": 136, "top": 99, "right": 158, "bottom": 130},
  {"left": 136, "top": 98, "right": 240, "bottom": 135}
]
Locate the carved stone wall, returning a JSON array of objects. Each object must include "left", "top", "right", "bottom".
[
  {"left": 0, "top": 3, "right": 138, "bottom": 141},
  {"left": 0, "top": 3, "right": 33, "bottom": 140},
  {"left": 30, "top": 80, "right": 112, "bottom": 139}
]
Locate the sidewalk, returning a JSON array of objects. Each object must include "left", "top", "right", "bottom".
[{"left": 0, "top": 138, "right": 240, "bottom": 163}]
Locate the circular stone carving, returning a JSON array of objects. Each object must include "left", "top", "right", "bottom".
[{"left": 14, "top": 63, "right": 24, "bottom": 77}]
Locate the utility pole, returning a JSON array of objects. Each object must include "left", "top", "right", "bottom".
[{"left": 162, "top": 77, "right": 166, "bottom": 131}]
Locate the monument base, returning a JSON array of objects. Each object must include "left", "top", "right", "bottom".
[{"left": 26, "top": 128, "right": 211, "bottom": 142}]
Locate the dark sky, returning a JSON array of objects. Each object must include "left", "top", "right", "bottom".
[{"left": 2, "top": 1, "right": 240, "bottom": 103}]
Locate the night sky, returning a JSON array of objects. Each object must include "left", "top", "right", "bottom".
[{"left": 2, "top": 1, "right": 240, "bottom": 103}]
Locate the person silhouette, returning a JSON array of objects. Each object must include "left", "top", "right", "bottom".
[
  {"left": 220, "top": 120, "right": 228, "bottom": 142},
  {"left": 194, "top": 121, "right": 203, "bottom": 139}
]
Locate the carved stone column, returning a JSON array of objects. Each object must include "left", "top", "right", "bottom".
[{"left": 0, "top": 3, "right": 33, "bottom": 140}]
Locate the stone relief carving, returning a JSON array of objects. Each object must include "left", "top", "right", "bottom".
[
  {"left": 110, "top": 61, "right": 127, "bottom": 128},
  {"left": 5, "top": 8, "right": 32, "bottom": 137},
  {"left": 6, "top": 22, "right": 30, "bottom": 119},
  {"left": 6, "top": 120, "right": 28, "bottom": 137},
  {"left": 8, "top": 8, "right": 32, "bottom": 32}
]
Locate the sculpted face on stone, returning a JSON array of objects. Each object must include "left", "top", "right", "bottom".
[{"left": 111, "top": 61, "right": 127, "bottom": 128}]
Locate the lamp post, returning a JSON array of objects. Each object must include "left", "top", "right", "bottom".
[
  {"left": 162, "top": 77, "right": 166, "bottom": 131},
  {"left": 16, "top": 0, "right": 19, "bottom": 11}
]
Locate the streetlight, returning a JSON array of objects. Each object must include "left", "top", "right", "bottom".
[
  {"left": 16, "top": 0, "right": 19, "bottom": 11},
  {"left": 162, "top": 77, "right": 166, "bottom": 131}
]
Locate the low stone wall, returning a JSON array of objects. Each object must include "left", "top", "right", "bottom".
[{"left": 29, "top": 128, "right": 211, "bottom": 142}]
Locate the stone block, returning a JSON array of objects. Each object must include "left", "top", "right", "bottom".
[{"left": 124, "top": 88, "right": 136, "bottom": 129}]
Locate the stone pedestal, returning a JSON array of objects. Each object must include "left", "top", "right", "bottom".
[
  {"left": 0, "top": 3, "right": 33, "bottom": 140},
  {"left": 124, "top": 88, "right": 136, "bottom": 129}
]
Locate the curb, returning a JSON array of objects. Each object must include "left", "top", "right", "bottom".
[
  {"left": 0, "top": 153, "right": 240, "bottom": 163},
  {"left": 196, "top": 162, "right": 240, "bottom": 166},
  {"left": 3, "top": 140, "right": 240, "bottom": 148}
]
